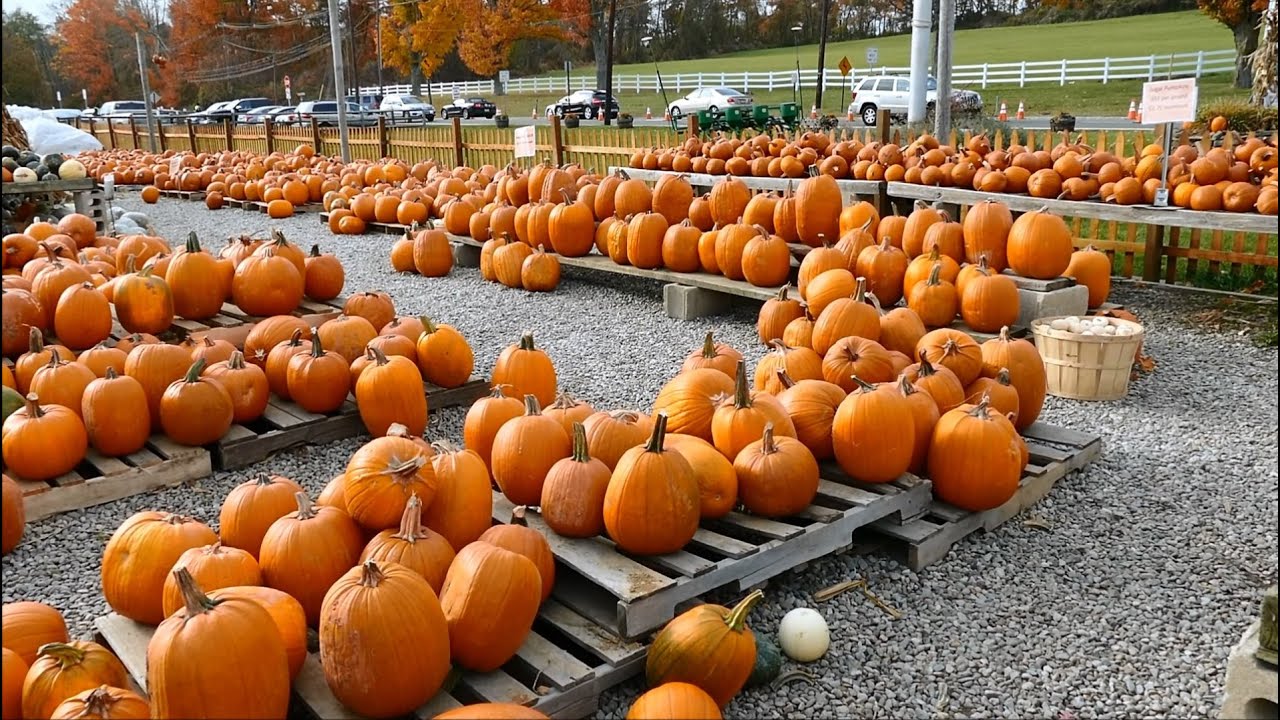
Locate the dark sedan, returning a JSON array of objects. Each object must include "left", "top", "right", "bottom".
[
  {"left": 549, "top": 90, "right": 620, "bottom": 120},
  {"left": 441, "top": 97, "right": 497, "bottom": 119}
]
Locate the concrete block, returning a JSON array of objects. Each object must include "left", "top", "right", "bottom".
[
  {"left": 453, "top": 242, "right": 481, "bottom": 268},
  {"left": 1220, "top": 620, "right": 1279, "bottom": 720},
  {"left": 663, "top": 283, "right": 732, "bottom": 320},
  {"left": 1016, "top": 284, "right": 1088, "bottom": 329}
]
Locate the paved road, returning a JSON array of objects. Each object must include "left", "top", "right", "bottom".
[{"left": 443, "top": 114, "right": 1154, "bottom": 131}]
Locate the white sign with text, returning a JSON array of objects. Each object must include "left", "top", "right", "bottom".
[
  {"left": 514, "top": 125, "right": 536, "bottom": 158},
  {"left": 1141, "top": 78, "right": 1198, "bottom": 125}
]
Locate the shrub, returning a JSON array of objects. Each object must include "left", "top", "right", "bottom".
[{"left": 1195, "top": 99, "right": 1278, "bottom": 132}]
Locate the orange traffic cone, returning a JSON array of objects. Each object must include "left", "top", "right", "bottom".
[
  {"left": 847, "top": 108, "right": 854, "bottom": 121},
  {"left": 998, "top": 101, "right": 1008, "bottom": 122},
  {"left": 645, "top": 107, "right": 652, "bottom": 120},
  {"left": 1135, "top": 103, "right": 1144, "bottom": 123},
  {"left": 532, "top": 105, "right": 537, "bottom": 119},
  {"left": 1016, "top": 101, "right": 1025, "bottom": 120},
  {"left": 1127, "top": 99, "right": 1137, "bottom": 121}
]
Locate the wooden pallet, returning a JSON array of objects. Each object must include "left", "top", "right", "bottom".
[
  {"left": 94, "top": 596, "right": 646, "bottom": 720},
  {"left": 867, "top": 421, "right": 1103, "bottom": 571},
  {"left": 10, "top": 436, "right": 212, "bottom": 521},
  {"left": 179, "top": 298, "right": 346, "bottom": 347},
  {"left": 211, "top": 377, "right": 490, "bottom": 470},
  {"left": 491, "top": 469, "right": 933, "bottom": 640},
  {"left": 245, "top": 200, "right": 326, "bottom": 214},
  {"left": 159, "top": 189, "right": 205, "bottom": 201}
]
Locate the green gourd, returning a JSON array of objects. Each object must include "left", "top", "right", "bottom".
[
  {"left": 745, "top": 633, "right": 783, "bottom": 688},
  {"left": 1, "top": 386, "right": 22, "bottom": 425}
]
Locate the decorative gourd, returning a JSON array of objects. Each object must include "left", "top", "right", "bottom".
[
  {"left": 356, "top": 347, "right": 428, "bottom": 438},
  {"left": 207, "top": 585, "right": 307, "bottom": 681},
  {"left": 415, "top": 317, "right": 475, "bottom": 389},
  {"left": 30, "top": 348, "right": 94, "bottom": 418},
  {"left": 124, "top": 341, "right": 192, "bottom": 430},
  {"left": 491, "top": 395, "right": 571, "bottom": 506},
  {"left": 734, "top": 423, "right": 819, "bottom": 517},
  {"left": 479, "top": 507, "right": 556, "bottom": 602},
  {"left": 959, "top": 269, "right": 1019, "bottom": 333},
  {"left": 1006, "top": 208, "right": 1073, "bottom": 279},
  {"left": 491, "top": 332, "right": 557, "bottom": 408},
  {"left": 1, "top": 601, "right": 68, "bottom": 665},
  {"left": 757, "top": 285, "right": 803, "bottom": 346},
  {"left": 929, "top": 396, "right": 1023, "bottom": 511},
  {"left": 160, "top": 359, "right": 234, "bottom": 446},
  {"left": 603, "top": 413, "right": 700, "bottom": 555},
  {"left": 1063, "top": 245, "right": 1111, "bottom": 308},
  {"left": 651, "top": 368, "right": 734, "bottom": 441},
  {"left": 345, "top": 433, "right": 438, "bottom": 531},
  {"left": 745, "top": 635, "right": 783, "bottom": 688},
  {"left": 811, "top": 277, "right": 880, "bottom": 356},
  {"left": 54, "top": 282, "right": 111, "bottom": 350},
  {"left": 680, "top": 331, "right": 742, "bottom": 378},
  {"left": 961, "top": 199, "right": 1012, "bottom": 271},
  {"left": 917, "top": 328, "right": 983, "bottom": 385},
  {"left": 754, "top": 341, "right": 823, "bottom": 394},
  {"left": 821, "top": 335, "right": 896, "bottom": 391},
  {"left": 259, "top": 492, "right": 364, "bottom": 626},
  {"left": 287, "top": 334, "right": 352, "bottom": 414},
  {"left": 423, "top": 442, "right": 493, "bottom": 551},
  {"left": 2, "top": 392, "right": 87, "bottom": 481},
  {"left": 100, "top": 511, "right": 218, "bottom": 624},
  {"left": 440, "top": 541, "right": 542, "bottom": 671},
  {"left": 903, "top": 355, "right": 966, "bottom": 414},
  {"left": 540, "top": 423, "right": 610, "bottom": 538},
  {"left": 855, "top": 239, "right": 909, "bottom": 306},
  {"left": 777, "top": 607, "right": 830, "bottom": 661},
  {"left": 543, "top": 392, "right": 595, "bottom": 435},
  {"left": 50, "top": 685, "right": 150, "bottom": 720},
  {"left": 320, "top": 560, "right": 452, "bottom": 718},
  {"left": 21, "top": 641, "right": 128, "bottom": 720},
  {"left": 148, "top": 569, "right": 291, "bottom": 719},
  {"left": 832, "top": 377, "right": 915, "bottom": 483},
  {"left": 160, "top": 542, "right": 263, "bottom": 617},
  {"left": 167, "top": 232, "right": 225, "bottom": 320},
  {"left": 219, "top": 474, "right": 305, "bottom": 558},
  {"left": 625, "top": 682, "right": 722, "bottom": 720},
  {"left": 980, "top": 327, "right": 1046, "bottom": 429},
  {"left": 646, "top": 590, "right": 764, "bottom": 708}
]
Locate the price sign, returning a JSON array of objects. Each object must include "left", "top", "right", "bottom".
[
  {"left": 514, "top": 125, "right": 536, "bottom": 158},
  {"left": 1141, "top": 78, "right": 1198, "bottom": 125}
]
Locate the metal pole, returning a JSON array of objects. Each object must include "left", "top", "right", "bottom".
[
  {"left": 655, "top": 56, "right": 669, "bottom": 112},
  {"left": 603, "top": 0, "right": 616, "bottom": 126},
  {"left": 376, "top": 0, "right": 384, "bottom": 96},
  {"left": 1155, "top": 122, "right": 1172, "bottom": 207},
  {"left": 565, "top": 60, "right": 571, "bottom": 94},
  {"left": 907, "top": 0, "right": 933, "bottom": 123},
  {"left": 347, "top": 0, "right": 360, "bottom": 103},
  {"left": 934, "top": 0, "right": 954, "bottom": 138},
  {"left": 327, "top": 0, "right": 351, "bottom": 161},
  {"left": 135, "top": 32, "right": 158, "bottom": 152},
  {"left": 793, "top": 34, "right": 802, "bottom": 109},
  {"left": 814, "top": 0, "right": 831, "bottom": 109}
]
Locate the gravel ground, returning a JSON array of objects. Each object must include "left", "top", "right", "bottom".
[{"left": 4, "top": 192, "right": 1276, "bottom": 719}]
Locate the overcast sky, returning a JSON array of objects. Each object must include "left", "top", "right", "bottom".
[{"left": 3, "top": 0, "right": 59, "bottom": 24}]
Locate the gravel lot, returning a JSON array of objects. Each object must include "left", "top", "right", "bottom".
[{"left": 4, "top": 192, "right": 1276, "bottom": 719}]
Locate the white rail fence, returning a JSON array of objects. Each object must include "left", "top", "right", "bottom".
[{"left": 360, "top": 49, "right": 1234, "bottom": 99}]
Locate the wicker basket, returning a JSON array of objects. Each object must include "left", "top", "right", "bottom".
[{"left": 1030, "top": 316, "right": 1145, "bottom": 401}]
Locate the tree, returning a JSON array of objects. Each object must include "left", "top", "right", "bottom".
[
  {"left": 53, "top": 0, "right": 150, "bottom": 104},
  {"left": 459, "top": 0, "right": 567, "bottom": 76},
  {"left": 1198, "top": 0, "right": 1267, "bottom": 88},
  {"left": 2, "top": 23, "right": 52, "bottom": 106},
  {"left": 4, "top": 10, "right": 60, "bottom": 106}
]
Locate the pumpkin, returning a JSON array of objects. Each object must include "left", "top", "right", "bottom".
[
  {"left": 771, "top": 183, "right": 798, "bottom": 242},
  {"left": 2, "top": 289, "right": 44, "bottom": 360},
  {"left": 660, "top": 219, "right": 703, "bottom": 273},
  {"left": 318, "top": 314, "right": 377, "bottom": 365},
  {"left": 904, "top": 355, "right": 967, "bottom": 414},
  {"left": 855, "top": 239, "right": 909, "bottom": 306},
  {"left": 30, "top": 348, "right": 95, "bottom": 418},
  {"left": 548, "top": 193, "right": 595, "bottom": 257},
  {"left": 652, "top": 368, "right": 734, "bottom": 441},
  {"left": 424, "top": 442, "right": 493, "bottom": 551},
  {"left": 1, "top": 602, "right": 69, "bottom": 665},
  {"left": 440, "top": 541, "right": 542, "bottom": 671},
  {"left": 965, "top": 368, "right": 1020, "bottom": 422},
  {"left": 711, "top": 360, "right": 797, "bottom": 461},
  {"left": 959, "top": 269, "right": 1019, "bottom": 333},
  {"left": 893, "top": 375, "right": 940, "bottom": 474},
  {"left": 75, "top": 343, "right": 127, "bottom": 378},
  {"left": 100, "top": 511, "right": 218, "bottom": 624},
  {"left": 1063, "top": 245, "right": 1111, "bottom": 308},
  {"left": 811, "top": 276, "right": 880, "bottom": 356},
  {"left": 207, "top": 585, "right": 308, "bottom": 681},
  {"left": 821, "top": 335, "right": 896, "bottom": 391},
  {"left": 160, "top": 358, "right": 234, "bottom": 445},
  {"left": 625, "top": 682, "right": 722, "bottom": 720},
  {"left": 652, "top": 173, "right": 694, "bottom": 224},
  {"left": 264, "top": 329, "right": 310, "bottom": 399},
  {"left": 2, "top": 392, "right": 87, "bottom": 481},
  {"left": 147, "top": 569, "right": 291, "bottom": 719},
  {"left": 614, "top": 175, "right": 653, "bottom": 219},
  {"left": 708, "top": 176, "right": 749, "bottom": 226},
  {"left": 663, "top": 433, "right": 737, "bottom": 519},
  {"left": 740, "top": 228, "right": 791, "bottom": 288},
  {"left": 21, "top": 642, "right": 129, "bottom": 720},
  {"left": 754, "top": 341, "right": 823, "bottom": 394},
  {"left": 714, "top": 223, "right": 757, "bottom": 281},
  {"left": 521, "top": 247, "right": 562, "bottom": 291},
  {"left": 345, "top": 291, "right": 397, "bottom": 332},
  {"left": 742, "top": 192, "right": 778, "bottom": 233},
  {"left": 582, "top": 409, "right": 654, "bottom": 471},
  {"left": 160, "top": 542, "right": 263, "bottom": 617},
  {"left": 410, "top": 221, "right": 454, "bottom": 278},
  {"left": 204, "top": 350, "right": 269, "bottom": 424},
  {"left": 49, "top": 685, "right": 150, "bottom": 720},
  {"left": 775, "top": 371, "right": 845, "bottom": 460},
  {"left": 696, "top": 227, "right": 720, "bottom": 274},
  {"left": 491, "top": 394, "right": 571, "bottom": 506},
  {"left": 539, "top": 422, "right": 609, "bottom": 537},
  {"left": 432, "top": 704, "right": 550, "bottom": 720},
  {"left": 543, "top": 391, "right": 596, "bottom": 435},
  {"left": 624, "top": 212, "right": 668, "bottom": 270},
  {"left": 412, "top": 317, "right": 474, "bottom": 389},
  {"left": 15, "top": 329, "right": 74, "bottom": 395},
  {"left": 463, "top": 385, "right": 525, "bottom": 470},
  {"left": 877, "top": 207, "right": 907, "bottom": 248},
  {"left": 244, "top": 316, "right": 311, "bottom": 367},
  {"left": 319, "top": 560, "right": 451, "bottom": 718},
  {"left": 114, "top": 260, "right": 175, "bottom": 334},
  {"left": 1, "top": 474, "right": 23, "bottom": 555},
  {"left": 79, "top": 368, "right": 147, "bottom": 459},
  {"left": 1006, "top": 208, "right": 1073, "bottom": 279},
  {"left": 356, "top": 347, "right": 428, "bottom": 438},
  {"left": 980, "top": 326, "right": 1046, "bottom": 429},
  {"left": 187, "top": 336, "right": 236, "bottom": 366},
  {"left": 232, "top": 247, "right": 303, "bottom": 317},
  {"left": 868, "top": 295, "right": 926, "bottom": 358},
  {"left": 646, "top": 589, "right": 764, "bottom": 708},
  {"left": 733, "top": 423, "right": 819, "bottom": 517},
  {"left": 478, "top": 507, "right": 556, "bottom": 602},
  {"left": 344, "top": 432, "right": 437, "bottom": 532},
  {"left": 54, "top": 282, "right": 111, "bottom": 350},
  {"left": 681, "top": 331, "right": 742, "bottom": 378},
  {"left": 902, "top": 201, "right": 944, "bottom": 258},
  {"left": 794, "top": 174, "right": 841, "bottom": 247},
  {"left": 259, "top": 492, "right": 364, "bottom": 626},
  {"left": 839, "top": 200, "right": 880, "bottom": 237},
  {"left": 917, "top": 328, "right": 983, "bottom": 386},
  {"left": 832, "top": 377, "right": 915, "bottom": 483},
  {"left": 382, "top": 316, "right": 427, "bottom": 342},
  {"left": 928, "top": 396, "right": 1023, "bottom": 511},
  {"left": 219, "top": 473, "right": 305, "bottom": 559},
  {"left": 31, "top": 251, "right": 91, "bottom": 328},
  {"left": 961, "top": 199, "right": 1012, "bottom": 271},
  {"left": 603, "top": 413, "right": 700, "bottom": 555},
  {"left": 284, "top": 334, "right": 351, "bottom": 414},
  {"left": 757, "top": 285, "right": 803, "bottom": 346},
  {"left": 491, "top": 332, "right": 557, "bottom": 408},
  {"left": 167, "top": 232, "right": 225, "bottom": 320}
]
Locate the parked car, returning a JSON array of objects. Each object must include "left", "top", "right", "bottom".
[
  {"left": 847, "top": 75, "right": 984, "bottom": 126},
  {"left": 191, "top": 101, "right": 235, "bottom": 124},
  {"left": 546, "top": 90, "right": 620, "bottom": 120},
  {"left": 295, "top": 100, "right": 377, "bottom": 127},
  {"left": 98, "top": 100, "right": 149, "bottom": 123},
  {"left": 441, "top": 97, "right": 497, "bottom": 119},
  {"left": 238, "top": 105, "right": 282, "bottom": 124},
  {"left": 266, "top": 106, "right": 298, "bottom": 125},
  {"left": 665, "top": 87, "right": 754, "bottom": 119},
  {"left": 379, "top": 94, "right": 435, "bottom": 122},
  {"left": 42, "top": 108, "right": 85, "bottom": 123}
]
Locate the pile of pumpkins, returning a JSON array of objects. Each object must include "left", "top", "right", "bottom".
[
  {"left": 624, "top": 130, "right": 1279, "bottom": 215},
  {"left": 2, "top": 146, "right": 89, "bottom": 184}
]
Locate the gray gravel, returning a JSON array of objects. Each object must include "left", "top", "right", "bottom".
[{"left": 4, "top": 191, "right": 1276, "bottom": 719}]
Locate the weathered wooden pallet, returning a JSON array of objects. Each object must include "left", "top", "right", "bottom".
[
  {"left": 211, "top": 376, "right": 490, "bottom": 470},
  {"left": 246, "top": 200, "right": 326, "bottom": 214},
  {"left": 159, "top": 189, "right": 205, "bottom": 201},
  {"left": 867, "top": 421, "right": 1103, "bottom": 571},
  {"left": 9, "top": 436, "right": 212, "bottom": 521},
  {"left": 181, "top": 298, "right": 346, "bottom": 348},
  {"left": 94, "top": 596, "right": 646, "bottom": 720},
  {"left": 490, "top": 469, "right": 933, "bottom": 640}
]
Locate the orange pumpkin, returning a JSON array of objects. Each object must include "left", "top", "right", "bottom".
[{"left": 1006, "top": 209, "right": 1073, "bottom": 279}]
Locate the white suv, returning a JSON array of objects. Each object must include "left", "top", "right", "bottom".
[{"left": 848, "top": 75, "right": 984, "bottom": 126}]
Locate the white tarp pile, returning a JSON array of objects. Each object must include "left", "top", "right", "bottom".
[{"left": 8, "top": 105, "right": 103, "bottom": 155}]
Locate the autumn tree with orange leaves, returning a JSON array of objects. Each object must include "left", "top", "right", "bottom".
[
  {"left": 53, "top": 0, "right": 155, "bottom": 105},
  {"left": 1198, "top": 0, "right": 1267, "bottom": 88}
]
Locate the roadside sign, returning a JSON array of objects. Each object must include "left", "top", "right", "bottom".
[
  {"left": 514, "top": 125, "right": 536, "bottom": 158},
  {"left": 499, "top": 70, "right": 510, "bottom": 83},
  {"left": 838, "top": 56, "right": 852, "bottom": 77},
  {"left": 284, "top": 75, "right": 292, "bottom": 104},
  {"left": 150, "top": 91, "right": 160, "bottom": 105},
  {"left": 865, "top": 47, "right": 878, "bottom": 66},
  {"left": 1141, "top": 78, "right": 1198, "bottom": 124}
]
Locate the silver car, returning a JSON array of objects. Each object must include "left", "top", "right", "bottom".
[
  {"left": 98, "top": 100, "right": 149, "bottom": 123},
  {"left": 295, "top": 100, "right": 377, "bottom": 127},
  {"left": 379, "top": 94, "right": 435, "bottom": 122},
  {"left": 847, "top": 75, "right": 984, "bottom": 126},
  {"left": 238, "top": 105, "right": 282, "bottom": 124},
  {"left": 666, "top": 87, "right": 754, "bottom": 119}
]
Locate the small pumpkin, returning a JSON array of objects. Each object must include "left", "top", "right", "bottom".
[
  {"left": 775, "top": 370, "right": 845, "bottom": 460},
  {"left": 757, "top": 285, "right": 804, "bottom": 346},
  {"left": 491, "top": 394, "right": 572, "bottom": 507},
  {"left": 711, "top": 360, "right": 797, "bottom": 461},
  {"left": 160, "top": 358, "right": 234, "bottom": 445},
  {"left": 646, "top": 590, "right": 764, "bottom": 708},
  {"left": 287, "top": 334, "right": 352, "bottom": 414},
  {"left": 543, "top": 392, "right": 596, "bottom": 435},
  {"left": 602, "top": 413, "right": 701, "bottom": 555},
  {"left": 917, "top": 328, "right": 984, "bottom": 386},
  {"left": 415, "top": 317, "right": 475, "bottom": 389},
  {"left": 1063, "top": 245, "right": 1112, "bottom": 308},
  {"left": 754, "top": 341, "right": 823, "bottom": 394},
  {"left": 206, "top": 585, "right": 308, "bottom": 681},
  {"left": 204, "top": 350, "right": 269, "bottom": 424},
  {"left": 345, "top": 431, "right": 438, "bottom": 531},
  {"left": 1, "top": 602, "right": 69, "bottom": 665},
  {"left": 49, "top": 685, "right": 150, "bottom": 720},
  {"left": 651, "top": 368, "right": 734, "bottom": 441},
  {"left": 625, "top": 682, "right": 722, "bottom": 720},
  {"left": 160, "top": 542, "right": 263, "bottom": 617},
  {"left": 259, "top": 492, "right": 364, "bottom": 626},
  {"left": 980, "top": 326, "right": 1046, "bottom": 429},
  {"left": 681, "top": 331, "right": 742, "bottom": 378},
  {"left": 114, "top": 261, "right": 175, "bottom": 334}
]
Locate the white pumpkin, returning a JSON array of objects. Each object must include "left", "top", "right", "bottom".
[
  {"left": 12, "top": 167, "right": 37, "bottom": 183},
  {"left": 57, "top": 158, "right": 87, "bottom": 180},
  {"left": 777, "top": 607, "right": 830, "bottom": 662}
]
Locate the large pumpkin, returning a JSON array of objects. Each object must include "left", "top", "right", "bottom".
[
  {"left": 478, "top": 506, "right": 556, "bottom": 603},
  {"left": 439, "top": 541, "right": 542, "bottom": 671},
  {"left": 21, "top": 641, "right": 128, "bottom": 720},
  {"left": 794, "top": 174, "right": 842, "bottom": 247},
  {"left": 491, "top": 333, "right": 557, "bottom": 408},
  {"left": 602, "top": 413, "right": 700, "bottom": 555},
  {"left": 100, "top": 511, "right": 218, "bottom": 624},
  {"left": 491, "top": 394, "right": 571, "bottom": 507},
  {"left": 344, "top": 433, "right": 438, "bottom": 531},
  {"left": 979, "top": 326, "right": 1046, "bottom": 429},
  {"left": 160, "top": 542, "right": 263, "bottom": 617},
  {"left": 646, "top": 590, "right": 763, "bottom": 708},
  {"left": 424, "top": 442, "right": 494, "bottom": 551},
  {"left": 232, "top": 248, "right": 304, "bottom": 317},
  {"left": 1, "top": 601, "right": 68, "bottom": 665},
  {"left": 259, "top": 492, "right": 364, "bottom": 626},
  {"left": 356, "top": 348, "right": 428, "bottom": 438},
  {"left": 1006, "top": 209, "right": 1073, "bottom": 279},
  {"left": 320, "top": 560, "right": 452, "bottom": 718},
  {"left": 114, "top": 262, "right": 175, "bottom": 335},
  {"left": 928, "top": 397, "right": 1023, "bottom": 511},
  {"left": 832, "top": 378, "right": 914, "bottom": 483},
  {"left": 167, "top": 232, "right": 226, "bottom": 320}
]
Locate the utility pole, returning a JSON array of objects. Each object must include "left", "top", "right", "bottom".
[
  {"left": 814, "top": 0, "right": 832, "bottom": 110},
  {"left": 376, "top": 0, "right": 384, "bottom": 96},
  {"left": 327, "top": 0, "right": 351, "bottom": 160},
  {"left": 934, "top": 0, "right": 955, "bottom": 138},
  {"left": 602, "top": 0, "right": 616, "bottom": 126},
  {"left": 907, "top": 0, "right": 933, "bottom": 123},
  {"left": 135, "top": 32, "right": 158, "bottom": 152},
  {"left": 348, "top": 0, "right": 360, "bottom": 101}
]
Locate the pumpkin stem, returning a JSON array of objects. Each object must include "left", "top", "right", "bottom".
[
  {"left": 185, "top": 231, "right": 202, "bottom": 254},
  {"left": 968, "top": 393, "right": 992, "bottom": 417},
  {"left": 392, "top": 494, "right": 425, "bottom": 541},
  {"left": 775, "top": 368, "right": 796, "bottom": 389},
  {"left": 228, "top": 350, "right": 246, "bottom": 369},
  {"left": 79, "top": 687, "right": 119, "bottom": 717},
  {"left": 519, "top": 332, "right": 537, "bottom": 351},
  {"left": 44, "top": 347, "right": 63, "bottom": 368},
  {"left": 732, "top": 359, "right": 752, "bottom": 409},
  {"left": 859, "top": 217, "right": 873, "bottom": 233},
  {"left": 35, "top": 642, "right": 86, "bottom": 669},
  {"left": 308, "top": 333, "right": 325, "bottom": 358},
  {"left": 773, "top": 284, "right": 791, "bottom": 301},
  {"left": 700, "top": 331, "right": 719, "bottom": 358},
  {"left": 851, "top": 375, "right": 878, "bottom": 392},
  {"left": 173, "top": 567, "right": 218, "bottom": 616},
  {"left": 995, "top": 367, "right": 1012, "bottom": 385},
  {"left": 486, "top": 385, "right": 510, "bottom": 399},
  {"left": 104, "top": 366, "right": 118, "bottom": 380},
  {"left": 644, "top": 412, "right": 669, "bottom": 453},
  {"left": 27, "top": 326, "right": 44, "bottom": 353},
  {"left": 760, "top": 422, "right": 778, "bottom": 454},
  {"left": 569, "top": 421, "right": 591, "bottom": 462},
  {"left": 370, "top": 345, "right": 390, "bottom": 365},
  {"left": 724, "top": 588, "right": 764, "bottom": 632},
  {"left": 897, "top": 374, "right": 917, "bottom": 396},
  {"left": 853, "top": 276, "right": 869, "bottom": 303},
  {"left": 358, "top": 559, "right": 386, "bottom": 587},
  {"left": 510, "top": 506, "right": 530, "bottom": 526},
  {"left": 293, "top": 491, "right": 317, "bottom": 520},
  {"left": 926, "top": 262, "right": 943, "bottom": 286},
  {"left": 917, "top": 355, "right": 939, "bottom": 377},
  {"left": 183, "top": 357, "right": 208, "bottom": 382},
  {"left": 816, "top": 233, "right": 829, "bottom": 248},
  {"left": 522, "top": 394, "right": 543, "bottom": 416},
  {"left": 998, "top": 326, "right": 1011, "bottom": 341}
]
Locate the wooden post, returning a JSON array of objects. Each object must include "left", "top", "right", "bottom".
[
  {"left": 877, "top": 109, "right": 891, "bottom": 146},
  {"left": 157, "top": 120, "right": 167, "bottom": 152},
  {"left": 265, "top": 118, "right": 276, "bottom": 155},
  {"left": 688, "top": 113, "right": 699, "bottom": 139},
  {"left": 1142, "top": 223, "right": 1164, "bottom": 282},
  {"left": 107, "top": 120, "right": 117, "bottom": 149},
  {"left": 377, "top": 116, "right": 389, "bottom": 158},
  {"left": 550, "top": 115, "right": 564, "bottom": 165},
  {"left": 310, "top": 117, "right": 322, "bottom": 155},
  {"left": 129, "top": 117, "right": 140, "bottom": 149},
  {"left": 186, "top": 118, "right": 197, "bottom": 152},
  {"left": 451, "top": 117, "right": 464, "bottom": 168}
]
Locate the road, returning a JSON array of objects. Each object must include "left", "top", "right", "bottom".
[{"left": 441, "top": 114, "right": 1154, "bottom": 131}]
